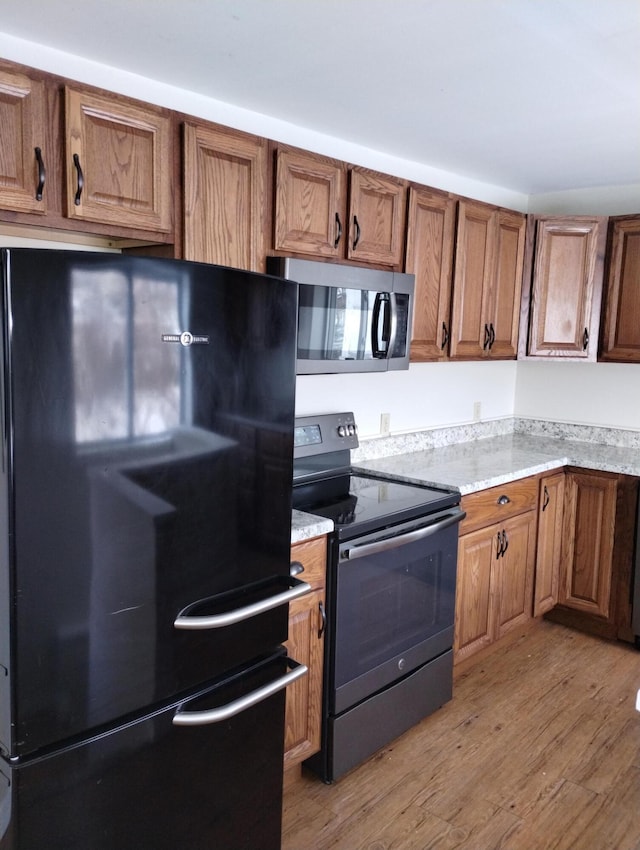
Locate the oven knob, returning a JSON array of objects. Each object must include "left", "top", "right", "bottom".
[
  {"left": 348, "top": 424, "right": 356, "bottom": 436},
  {"left": 398, "top": 658, "right": 406, "bottom": 671},
  {"left": 337, "top": 425, "right": 346, "bottom": 437}
]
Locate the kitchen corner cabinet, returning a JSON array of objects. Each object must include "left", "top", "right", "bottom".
[
  {"left": 454, "top": 478, "right": 537, "bottom": 663},
  {"left": 273, "top": 146, "right": 406, "bottom": 266},
  {"left": 599, "top": 215, "right": 640, "bottom": 362},
  {"left": 0, "top": 66, "right": 47, "bottom": 215},
  {"left": 182, "top": 122, "right": 268, "bottom": 272},
  {"left": 533, "top": 471, "right": 565, "bottom": 616},
  {"left": 519, "top": 215, "right": 607, "bottom": 360},
  {"left": 547, "top": 469, "right": 638, "bottom": 641},
  {"left": 65, "top": 86, "right": 173, "bottom": 234},
  {"left": 449, "top": 200, "right": 525, "bottom": 359},
  {"left": 284, "top": 536, "right": 327, "bottom": 772},
  {"left": 405, "top": 187, "right": 456, "bottom": 360}
]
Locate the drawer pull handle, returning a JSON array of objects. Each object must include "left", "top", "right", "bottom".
[
  {"left": 290, "top": 561, "right": 305, "bottom": 577},
  {"left": 497, "top": 495, "right": 511, "bottom": 505}
]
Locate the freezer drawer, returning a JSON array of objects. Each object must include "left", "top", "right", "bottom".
[{"left": 0, "top": 654, "right": 296, "bottom": 850}]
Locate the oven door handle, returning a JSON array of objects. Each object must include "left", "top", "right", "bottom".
[{"left": 341, "top": 511, "right": 466, "bottom": 560}]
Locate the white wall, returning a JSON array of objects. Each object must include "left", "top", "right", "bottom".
[
  {"left": 529, "top": 184, "right": 640, "bottom": 215},
  {"left": 515, "top": 361, "right": 640, "bottom": 431},
  {"left": 296, "top": 361, "right": 518, "bottom": 438}
]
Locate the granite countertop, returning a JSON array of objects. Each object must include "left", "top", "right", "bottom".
[
  {"left": 356, "top": 432, "right": 640, "bottom": 495},
  {"left": 290, "top": 429, "right": 640, "bottom": 543}
]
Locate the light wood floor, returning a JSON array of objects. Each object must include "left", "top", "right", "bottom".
[{"left": 282, "top": 620, "right": 640, "bottom": 850}]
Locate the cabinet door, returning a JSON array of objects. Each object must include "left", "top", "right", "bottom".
[
  {"left": 274, "top": 147, "right": 346, "bottom": 257},
  {"left": 347, "top": 167, "right": 406, "bottom": 266},
  {"left": 600, "top": 215, "right": 640, "bottom": 362},
  {"left": 560, "top": 470, "right": 617, "bottom": 618},
  {"left": 183, "top": 122, "right": 267, "bottom": 271},
  {"left": 494, "top": 512, "right": 536, "bottom": 638},
  {"left": 454, "top": 526, "right": 496, "bottom": 662},
  {"left": 526, "top": 216, "right": 607, "bottom": 359},
  {"left": 0, "top": 67, "right": 47, "bottom": 214},
  {"left": 405, "top": 187, "right": 456, "bottom": 360},
  {"left": 449, "top": 200, "right": 495, "bottom": 359},
  {"left": 534, "top": 471, "right": 565, "bottom": 616},
  {"left": 283, "top": 588, "right": 325, "bottom": 769},
  {"left": 65, "top": 87, "right": 172, "bottom": 233},
  {"left": 489, "top": 209, "right": 526, "bottom": 359}
]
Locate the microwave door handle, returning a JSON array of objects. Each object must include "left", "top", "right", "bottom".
[
  {"left": 387, "top": 293, "right": 398, "bottom": 359},
  {"left": 371, "top": 292, "right": 391, "bottom": 359}
]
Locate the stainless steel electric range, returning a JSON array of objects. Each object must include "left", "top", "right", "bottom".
[{"left": 292, "top": 412, "right": 465, "bottom": 782}]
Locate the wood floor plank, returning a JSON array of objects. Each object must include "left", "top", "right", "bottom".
[{"left": 281, "top": 621, "right": 640, "bottom": 850}]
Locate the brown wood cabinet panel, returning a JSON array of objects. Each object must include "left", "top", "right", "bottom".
[
  {"left": 347, "top": 168, "right": 406, "bottom": 266},
  {"left": 274, "top": 147, "right": 346, "bottom": 257},
  {"left": 494, "top": 511, "right": 536, "bottom": 638},
  {"left": 534, "top": 471, "right": 565, "bottom": 617},
  {"left": 559, "top": 469, "right": 616, "bottom": 618},
  {"left": 459, "top": 477, "right": 538, "bottom": 536},
  {"left": 490, "top": 209, "right": 526, "bottom": 358},
  {"left": 405, "top": 187, "right": 456, "bottom": 361},
  {"left": 523, "top": 216, "right": 607, "bottom": 359},
  {"left": 284, "top": 536, "right": 326, "bottom": 772},
  {"left": 454, "top": 527, "right": 496, "bottom": 662},
  {"left": 0, "top": 67, "right": 47, "bottom": 215},
  {"left": 449, "top": 200, "right": 494, "bottom": 358},
  {"left": 65, "top": 86, "right": 172, "bottom": 233},
  {"left": 600, "top": 215, "right": 640, "bottom": 362},
  {"left": 183, "top": 122, "right": 267, "bottom": 271}
]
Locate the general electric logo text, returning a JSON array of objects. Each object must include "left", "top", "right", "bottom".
[{"left": 162, "top": 332, "right": 210, "bottom": 346}]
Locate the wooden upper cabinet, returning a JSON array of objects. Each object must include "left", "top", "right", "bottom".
[
  {"left": 183, "top": 122, "right": 267, "bottom": 272},
  {"left": 449, "top": 201, "right": 524, "bottom": 359},
  {"left": 521, "top": 215, "right": 607, "bottom": 359},
  {"left": 65, "top": 86, "right": 172, "bottom": 233},
  {"left": 405, "top": 187, "right": 456, "bottom": 360},
  {"left": 600, "top": 215, "right": 640, "bottom": 362},
  {"left": 273, "top": 147, "right": 406, "bottom": 266},
  {"left": 274, "top": 147, "right": 346, "bottom": 257},
  {"left": 0, "top": 67, "right": 47, "bottom": 214},
  {"left": 347, "top": 167, "right": 406, "bottom": 266}
]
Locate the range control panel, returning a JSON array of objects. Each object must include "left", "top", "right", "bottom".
[{"left": 293, "top": 412, "right": 359, "bottom": 458}]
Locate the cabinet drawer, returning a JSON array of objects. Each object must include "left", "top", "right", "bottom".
[
  {"left": 460, "top": 477, "right": 538, "bottom": 535},
  {"left": 290, "top": 537, "right": 327, "bottom": 589}
]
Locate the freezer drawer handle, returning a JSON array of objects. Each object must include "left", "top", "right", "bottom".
[
  {"left": 342, "top": 510, "right": 466, "bottom": 560},
  {"left": 174, "top": 577, "right": 311, "bottom": 630},
  {"left": 172, "top": 659, "right": 308, "bottom": 726}
]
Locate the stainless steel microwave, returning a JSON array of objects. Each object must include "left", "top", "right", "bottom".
[{"left": 268, "top": 257, "right": 414, "bottom": 374}]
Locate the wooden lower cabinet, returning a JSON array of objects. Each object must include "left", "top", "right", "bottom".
[
  {"left": 454, "top": 479, "right": 537, "bottom": 663},
  {"left": 547, "top": 468, "right": 639, "bottom": 641},
  {"left": 284, "top": 536, "right": 327, "bottom": 772},
  {"left": 533, "top": 471, "right": 565, "bottom": 616}
]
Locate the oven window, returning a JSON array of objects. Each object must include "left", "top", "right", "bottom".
[{"left": 333, "top": 523, "right": 458, "bottom": 710}]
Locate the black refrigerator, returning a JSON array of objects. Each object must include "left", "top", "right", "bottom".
[{"left": 0, "top": 248, "right": 305, "bottom": 849}]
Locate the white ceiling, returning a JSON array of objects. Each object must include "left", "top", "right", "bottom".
[{"left": 1, "top": 0, "right": 639, "bottom": 195}]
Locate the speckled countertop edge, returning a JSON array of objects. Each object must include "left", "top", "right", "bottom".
[{"left": 290, "top": 420, "right": 640, "bottom": 542}]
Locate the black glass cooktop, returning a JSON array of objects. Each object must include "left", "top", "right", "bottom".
[{"left": 292, "top": 471, "right": 459, "bottom": 539}]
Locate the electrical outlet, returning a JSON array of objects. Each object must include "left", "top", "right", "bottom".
[
  {"left": 473, "top": 401, "right": 481, "bottom": 422},
  {"left": 380, "top": 413, "right": 391, "bottom": 435}
]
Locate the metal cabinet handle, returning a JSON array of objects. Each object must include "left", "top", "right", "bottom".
[
  {"left": 174, "top": 577, "right": 311, "bottom": 630},
  {"left": 318, "top": 600, "right": 327, "bottom": 638},
  {"left": 441, "top": 322, "right": 449, "bottom": 350},
  {"left": 34, "top": 147, "right": 46, "bottom": 201},
  {"left": 352, "top": 215, "right": 361, "bottom": 250},
  {"left": 542, "top": 486, "right": 550, "bottom": 512},
  {"left": 583, "top": 328, "right": 589, "bottom": 351},
  {"left": 502, "top": 530, "right": 509, "bottom": 556},
  {"left": 172, "top": 659, "right": 307, "bottom": 726},
  {"left": 334, "top": 212, "right": 342, "bottom": 248},
  {"left": 497, "top": 495, "right": 511, "bottom": 505},
  {"left": 489, "top": 323, "right": 496, "bottom": 349},
  {"left": 483, "top": 323, "right": 491, "bottom": 350},
  {"left": 496, "top": 530, "right": 503, "bottom": 558},
  {"left": 73, "top": 153, "right": 84, "bottom": 205}
]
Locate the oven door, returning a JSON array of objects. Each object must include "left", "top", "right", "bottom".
[{"left": 332, "top": 508, "right": 464, "bottom": 715}]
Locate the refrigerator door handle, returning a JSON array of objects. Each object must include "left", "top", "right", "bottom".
[
  {"left": 172, "top": 659, "right": 308, "bottom": 726},
  {"left": 174, "top": 576, "right": 311, "bottom": 630}
]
